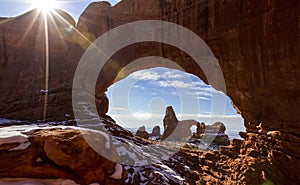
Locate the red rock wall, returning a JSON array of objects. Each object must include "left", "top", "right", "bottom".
[
  {"left": 0, "top": 0, "right": 299, "bottom": 135},
  {"left": 0, "top": 10, "right": 77, "bottom": 121},
  {"left": 76, "top": 0, "right": 300, "bottom": 134}
]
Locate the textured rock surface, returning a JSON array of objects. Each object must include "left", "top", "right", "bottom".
[
  {"left": 161, "top": 106, "right": 178, "bottom": 140},
  {"left": 135, "top": 125, "right": 149, "bottom": 139},
  {"left": 192, "top": 122, "right": 230, "bottom": 146},
  {"left": 149, "top": 125, "right": 161, "bottom": 138},
  {"left": 0, "top": 9, "right": 108, "bottom": 121},
  {"left": 0, "top": 126, "right": 127, "bottom": 185},
  {"left": 0, "top": 0, "right": 298, "bottom": 132},
  {"left": 0, "top": 0, "right": 299, "bottom": 184},
  {"left": 0, "top": 9, "right": 77, "bottom": 121},
  {"left": 75, "top": 0, "right": 300, "bottom": 135}
]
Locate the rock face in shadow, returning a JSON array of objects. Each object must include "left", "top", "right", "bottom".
[
  {"left": 0, "top": 9, "right": 77, "bottom": 121},
  {"left": 0, "top": 9, "right": 109, "bottom": 121}
]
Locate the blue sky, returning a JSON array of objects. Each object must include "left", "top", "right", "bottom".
[
  {"left": 107, "top": 68, "right": 244, "bottom": 132},
  {"left": 0, "top": 0, "right": 121, "bottom": 21}
]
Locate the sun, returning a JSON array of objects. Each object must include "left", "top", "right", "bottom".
[{"left": 31, "top": 0, "right": 59, "bottom": 13}]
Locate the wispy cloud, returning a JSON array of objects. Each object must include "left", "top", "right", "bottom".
[
  {"left": 133, "top": 85, "right": 145, "bottom": 89},
  {"left": 110, "top": 112, "right": 242, "bottom": 120},
  {"left": 161, "top": 71, "right": 184, "bottom": 79},
  {"left": 197, "top": 96, "right": 211, "bottom": 101},
  {"left": 111, "top": 107, "right": 130, "bottom": 111},
  {"left": 129, "top": 70, "right": 160, "bottom": 81}
]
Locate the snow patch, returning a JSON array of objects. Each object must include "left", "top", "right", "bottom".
[
  {"left": 9, "top": 142, "right": 31, "bottom": 151},
  {"left": 0, "top": 118, "right": 20, "bottom": 125},
  {"left": 40, "top": 89, "right": 48, "bottom": 93},
  {"left": 110, "top": 163, "right": 123, "bottom": 179},
  {"left": 0, "top": 178, "right": 80, "bottom": 185}
]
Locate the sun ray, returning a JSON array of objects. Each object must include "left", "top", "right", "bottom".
[
  {"left": 42, "top": 11, "right": 50, "bottom": 122},
  {"left": 47, "top": 13, "right": 68, "bottom": 48},
  {"left": 31, "top": 0, "right": 59, "bottom": 14},
  {"left": 17, "top": 12, "right": 40, "bottom": 47},
  {"left": 52, "top": 10, "right": 114, "bottom": 60}
]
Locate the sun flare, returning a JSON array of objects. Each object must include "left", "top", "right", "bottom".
[{"left": 32, "top": 0, "right": 59, "bottom": 13}]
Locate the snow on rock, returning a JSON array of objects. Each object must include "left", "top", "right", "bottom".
[
  {"left": 0, "top": 125, "right": 30, "bottom": 150},
  {"left": 110, "top": 163, "right": 123, "bottom": 179},
  {"left": 8, "top": 142, "right": 31, "bottom": 151},
  {"left": 0, "top": 100, "right": 199, "bottom": 184},
  {"left": 0, "top": 118, "right": 20, "bottom": 125},
  {"left": 0, "top": 178, "right": 79, "bottom": 185}
]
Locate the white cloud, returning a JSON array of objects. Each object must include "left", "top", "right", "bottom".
[
  {"left": 132, "top": 111, "right": 152, "bottom": 121},
  {"left": 110, "top": 112, "right": 242, "bottom": 121},
  {"left": 133, "top": 85, "right": 145, "bottom": 89},
  {"left": 112, "top": 107, "right": 129, "bottom": 111},
  {"left": 126, "top": 68, "right": 223, "bottom": 99},
  {"left": 177, "top": 114, "right": 242, "bottom": 119},
  {"left": 129, "top": 70, "right": 160, "bottom": 81},
  {"left": 158, "top": 80, "right": 194, "bottom": 88},
  {"left": 162, "top": 71, "right": 184, "bottom": 79},
  {"left": 197, "top": 96, "right": 211, "bottom": 101}
]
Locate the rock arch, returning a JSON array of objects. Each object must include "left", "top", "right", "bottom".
[
  {"left": 0, "top": 0, "right": 298, "bottom": 134},
  {"left": 0, "top": 0, "right": 299, "bottom": 183},
  {"left": 76, "top": 0, "right": 299, "bottom": 135}
]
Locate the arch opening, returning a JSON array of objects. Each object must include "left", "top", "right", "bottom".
[{"left": 106, "top": 67, "right": 245, "bottom": 141}]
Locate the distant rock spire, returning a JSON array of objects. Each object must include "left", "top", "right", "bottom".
[{"left": 162, "top": 106, "right": 178, "bottom": 140}]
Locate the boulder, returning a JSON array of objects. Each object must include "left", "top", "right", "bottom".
[
  {"left": 0, "top": 127, "right": 127, "bottom": 185},
  {"left": 212, "top": 134, "right": 230, "bottom": 146},
  {"left": 205, "top": 122, "right": 230, "bottom": 146},
  {"left": 149, "top": 125, "right": 161, "bottom": 138},
  {"left": 196, "top": 122, "right": 206, "bottom": 135},
  {"left": 135, "top": 125, "right": 149, "bottom": 140},
  {"left": 206, "top": 122, "right": 227, "bottom": 133}
]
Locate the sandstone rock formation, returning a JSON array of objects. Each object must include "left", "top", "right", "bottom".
[
  {"left": 196, "top": 122, "right": 206, "bottom": 135},
  {"left": 135, "top": 125, "right": 149, "bottom": 139},
  {"left": 162, "top": 106, "right": 198, "bottom": 141},
  {"left": 0, "top": 0, "right": 299, "bottom": 184},
  {"left": 161, "top": 106, "right": 178, "bottom": 140},
  {"left": 193, "top": 121, "right": 230, "bottom": 146},
  {"left": 211, "top": 133, "right": 230, "bottom": 146},
  {"left": 208, "top": 122, "right": 226, "bottom": 133},
  {"left": 73, "top": 0, "right": 299, "bottom": 136},
  {"left": 0, "top": 1, "right": 298, "bottom": 133},
  {"left": 0, "top": 126, "right": 127, "bottom": 185},
  {"left": 149, "top": 125, "right": 161, "bottom": 138}
]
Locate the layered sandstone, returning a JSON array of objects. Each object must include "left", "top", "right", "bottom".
[
  {"left": 0, "top": 0, "right": 299, "bottom": 184},
  {"left": 0, "top": 126, "right": 127, "bottom": 185},
  {"left": 0, "top": 1, "right": 298, "bottom": 133}
]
